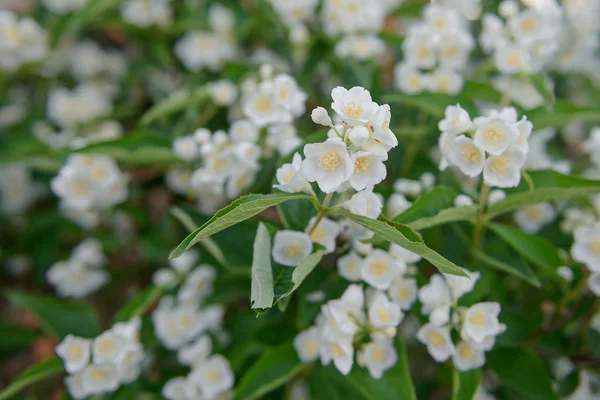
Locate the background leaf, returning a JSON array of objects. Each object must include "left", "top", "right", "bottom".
[
  {"left": 452, "top": 368, "right": 481, "bottom": 400},
  {"left": 0, "top": 357, "right": 64, "bottom": 400}
]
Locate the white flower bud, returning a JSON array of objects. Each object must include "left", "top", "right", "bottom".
[
  {"left": 348, "top": 126, "right": 370, "bottom": 146},
  {"left": 259, "top": 64, "right": 274, "bottom": 80},
  {"left": 311, "top": 107, "right": 333, "bottom": 127}
]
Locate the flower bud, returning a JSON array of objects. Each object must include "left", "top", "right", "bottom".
[
  {"left": 348, "top": 125, "right": 369, "bottom": 146},
  {"left": 311, "top": 107, "right": 332, "bottom": 126}
]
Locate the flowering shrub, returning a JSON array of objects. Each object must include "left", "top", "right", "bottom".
[{"left": 1, "top": 0, "right": 600, "bottom": 399}]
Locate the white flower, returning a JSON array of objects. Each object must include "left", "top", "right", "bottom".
[
  {"left": 589, "top": 272, "right": 600, "bottom": 296},
  {"left": 361, "top": 249, "right": 403, "bottom": 290},
  {"left": 320, "top": 337, "right": 354, "bottom": 375},
  {"left": 56, "top": 335, "right": 91, "bottom": 374},
  {"left": 474, "top": 118, "right": 520, "bottom": 156},
  {"left": 178, "top": 265, "right": 216, "bottom": 303},
  {"left": 346, "top": 190, "right": 383, "bottom": 219},
  {"left": 172, "top": 136, "right": 199, "bottom": 162},
  {"left": 165, "top": 168, "right": 191, "bottom": 195},
  {"left": 445, "top": 269, "right": 480, "bottom": 300},
  {"left": 47, "top": 260, "right": 109, "bottom": 298},
  {"left": 403, "top": 40, "right": 436, "bottom": 69},
  {"left": 453, "top": 341, "right": 486, "bottom": 371},
  {"left": 494, "top": 44, "right": 532, "bottom": 74},
  {"left": 515, "top": 117, "right": 533, "bottom": 153},
  {"left": 368, "top": 292, "right": 403, "bottom": 328},
  {"left": 306, "top": 216, "right": 340, "bottom": 254},
  {"left": 557, "top": 266, "right": 574, "bottom": 282},
  {"left": 81, "top": 363, "right": 120, "bottom": 395},
  {"left": 438, "top": 31, "right": 474, "bottom": 69},
  {"left": 330, "top": 86, "right": 379, "bottom": 126},
  {"left": 211, "top": 80, "right": 238, "bottom": 106},
  {"left": 417, "top": 323, "right": 455, "bottom": 362},
  {"left": 487, "top": 189, "right": 506, "bottom": 205},
  {"left": 162, "top": 377, "right": 199, "bottom": 400},
  {"left": 454, "top": 194, "right": 474, "bottom": 207},
  {"left": 388, "top": 276, "right": 418, "bottom": 310},
  {"left": 71, "top": 238, "right": 105, "bottom": 268},
  {"left": 571, "top": 226, "right": 600, "bottom": 272},
  {"left": 390, "top": 243, "right": 421, "bottom": 265},
  {"left": 439, "top": 105, "right": 474, "bottom": 135},
  {"left": 386, "top": 194, "right": 412, "bottom": 218},
  {"left": 92, "top": 330, "right": 127, "bottom": 364},
  {"left": 321, "top": 302, "right": 360, "bottom": 339},
  {"left": 188, "top": 355, "right": 234, "bottom": 398},
  {"left": 428, "top": 69, "right": 464, "bottom": 95},
  {"left": 177, "top": 335, "right": 212, "bottom": 367},
  {"left": 394, "top": 63, "right": 425, "bottom": 95},
  {"left": 358, "top": 339, "right": 397, "bottom": 379},
  {"left": 301, "top": 138, "right": 354, "bottom": 193},
  {"left": 121, "top": 0, "right": 172, "bottom": 27},
  {"left": 293, "top": 326, "right": 322, "bottom": 362},
  {"left": 311, "top": 107, "right": 333, "bottom": 126},
  {"left": 591, "top": 312, "right": 600, "bottom": 334},
  {"left": 515, "top": 202, "right": 555, "bottom": 234},
  {"left": 274, "top": 153, "right": 311, "bottom": 194},
  {"left": 335, "top": 34, "right": 386, "bottom": 61},
  {"left": 448, "top": 135, "right": 485, "bottom": 177},
  {"left": 483, "top": 147, "right": 527, "bottom": 188},
  {"left": 266, "top": 124, "right": 303, "bottom": 157},
  {"left": 174, "top": 31, "right": 235, "bottom": 72},
  {"left": 229, "top": 120, "right": 259, "bottom": 143},
  {"left": 272, "top": 230, "right": 313, "bottom": 267},
  {"left": 369, "top": 103, "right": 399, "bottom": 149},
  {"left": 348, "top": 126, "right": 370, "bottom": 146},
  {"left": 461, "top": 302, "right": 504, "bottom": 344},
  {"left": 169, "top": 249, "right": 200, "bottom": 274},
  {"left": 418, "top": 274, "right": 452, "bottom": 315},
  {"left": 349, "top": 152, "right": 387, "bottom": 191},
  {"left": 65, "top": 373, "right": 87, "bottom": 400},
  {"left": 337, "top": 251, "right": 364, "bottom": 282}
]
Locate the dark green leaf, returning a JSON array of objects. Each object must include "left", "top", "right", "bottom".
[
  {"left": 0, "top": 357, "right": 64, "bottom": 400},
  {"left": 452, "top": 368, "right": 481, "bottom": 400},
  {"left": 471, "top": 249, "right": 541, "bottom": 288},
  {"left": 5, "top": 291, "right": 100, "bottom": 339}
]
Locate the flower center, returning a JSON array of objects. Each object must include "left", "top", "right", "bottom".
[
  {"left": 354, "top": 157, "right": 371, "bottom": 174},
  {"left": 285, "top": 242, "right": 303, "bottom": 258},
  {"left": 319, "top": 151, "right": 341, "bottom": 172},
  {"left": 461, "top": 145, "right": 481, "bottom": 164},
  {"left": 507, "top": 50, "right": 523, "bottom": 67},
  {"left": 429, "top": 331, "right": 446, "bottom": 347},
  {"left": 520, "top": 16, "right": 537, "bottom": 33},
  {"left": 369, "top": 260, "right": 388, "bottom": 277},
  {"left": 416, "top": 46, "right": 432, "bottom": 60},
  {"left": 279, "top": 86, "right": 289, "bottom": 101},
  {"left": 371, "top": 349, "right": 385, "bottom": 363},
  {"left": 484, "top": 126, "right": 504, "bottom": 144},
  {"left": 98, "top": 337, "right": 116, "bottom": 354},
  {"left": 310, "top": 225, "right": 326, "bottom": 243},
  {"left": 284, "top": 169, "right": 295, "bottom": 183},
  {"left": 458, "top": 342, "right": 473, "bottom": 360},
  {"left": 179, "top": 314, "right": 193, "bottom": 328},
  {"left": 344, "top": 101, "right": 364, "bottom": 119},
  {"left": 330, "top": 343, "right": 345, "bottom": 357},
  {"left": 378, "top": 307, "right": 391, "bottom": 323},
  {"left": 305, "top": 340, "right": 319, "bottom": 355},
  {"left": 207, "top": 368, "right": 222, "bottom": 383},
  {"left": 89, "top": 367, "right": 109, "bottom": 383},
  {"left": 397, "top": 285, "right": 409, "bottom": 301},
  {"left": 255, "top": 96, "right": 272, "bottom": 113},
  {"left": 67, "top": 344, "right": 83, "bottom": 360},
  {"left": 444, "top": 46, "right": 459, "bottom": 58},
  {"left": 525, "top": 206, "right": 542, "bottom": 221},
  {"left": 408, "top": 73, "right": 421, "bottom": 88},
  {"left": 589, "top": 239, "right": 600, "bottom": 255},
  {"left": 436, "top": 77, "right": 450, "bottom": 92},
  {"left": 489, "top": 157, "right": 510, "bottom": 176},
  {"left": 468, "top": 311, "right": 487, "bottom": 326}
]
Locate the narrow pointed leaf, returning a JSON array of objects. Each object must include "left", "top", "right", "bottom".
[
  {"left": 251, "top": 223, "right": 274, "bottom": 310},
  {"left": 274, "top": 250, "right": 325, "bottom": 304}
]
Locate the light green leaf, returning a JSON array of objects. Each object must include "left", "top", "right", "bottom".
[
  {"left": 114, "top": 286, "right": 163, "bottom": 323},
  {"left": 233, "top": 342, "right": 306, "bottom": 400},
  {"left": 528, "top": 100, "right": 600, "bottom": 129},
  {"left": 337, "top": 210, "right": 468, "bottom": 277},
  {"left": 487, "top": 222, "right": 563, "bottom": 280},
  {"left": 529, "top": 74, "right": 555, "bottom": 111},
  {"left": 251, "top": 223, "right": 274, "bottom": 310},
  {"left": 0, "top": 357, "right": 64, "bottom": 400},
  {"left": 471, "top": 249, "right": 541, "bottom": 288},
  {"left": 461, "top": 80, "right": 503, "bottom": 104},
  {"left": 347, "top": 339, "right": 417, "bottom": 400},
  {"left": 486, "top": 170, "right": 600, "bottom": 219},
  {"left": 170, "top": 193, "right": 312, "bottom": 259},
  {"left": 382, "top": 92, "right": 461, "bottom": 118},
  {"left": 274, "top": 250, "right": 325, "bottom": 304},
  {"left": 488, "top": 348, "right": 559, "bottom": 400},
  {"left": 6, "top": 291, "right": 100, "bottom": 339},
  {"left": 393, "top": 185, "right": 479, "bottom": 229},
  {"left": 452, "top": 368, "right": 481, "bottom": 400},
  {"left": 140, "top": 86, "right": 210, "bottom": 126}
]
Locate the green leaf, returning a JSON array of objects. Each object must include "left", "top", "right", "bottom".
[
  {"left": 452, "top": 368, "right": 481, "bottom": 400},
  {"left": 337, "top": 210, "right": 468, "bottom": 277},
  {"left": 5, "top": 291, "right": 101, "bottom": 339},
  {"left": 393, "top": 185, "right": 479, "bottom": 230},
  {"left": 347, "top": 339, "right": 417, "bottom": 400},
  {"left": 487, "top": 223, "right": 563, "bottom": 279},
  {"left": 251, "top": 223, "right": 274, "bottom": 310},
  {"left": 528, "top": 74, "right": 555, "bottom": 111},
  {"left": 382, "top": 92, "right": 467, "bottom": 118},
  {"left": 233, "top": 342, "right": 306, "bottom": 400},
  {"left": 488, "top": 348, "right": 559, "bottom": 400},
  {"left": 471, "top": 249, "right": 541, "bottom": 288},
  {"left": 170, "top": 193, "right": 312, "bottom": 259},
  {"left": 51, "top": 0, "right": 121, "bottom": 44},
  {"left": 274, "top": 250, "right": 325, "bottom": 304},
  {"left": 528, "top": 100, "right": 600, "bottom": 129},
  {"left": 308, "top": 364, "right": 367, "bottom": 400},
  {"left": 486, "top": 170, "right": 600, "bottom": 219},
  {"left": 0, "top": 324, "right": 39, "bottom": 356},
  {"left": 140, "top": 86, "right": 210, "bottom": 126},
  {"left": 0, "top": 357, "right": 64, "bottom": 400},
  {"left": 461, "top": 80, "right": 503, "bottom": 104},
  {"left": 113, "top": 286, "right": 163, "bottom": 323}
]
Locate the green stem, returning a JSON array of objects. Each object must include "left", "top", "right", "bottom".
[
  {"left": 308, "top": 193, "right": 333, "bottom": 235},
  {"left": 472, "top": 183, "right": 489, "bottom": 252}
]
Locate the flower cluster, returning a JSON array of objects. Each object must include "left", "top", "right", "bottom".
[
  {"left": 394, "top": 3, "right": 474, "bottom": 95},
  {"left": 0, "top": 10, "right": 48, "bottom": 72},
  {"left": 56, "top": 318, "right": 144, "bottom": 399},
  {"left": 437, "top": 105, "right": 532, "bottom": 188},
  {"left": 121, "top": 0, "right": 172, "bottom": 28},
  {"left": 51, "top": 154, "right": 128, "bottom": 221},
  {"left": 47, "top": 238, "right": 109, "bottom": 298},
  {"left": 480, "top": 1, "right": 562, "bottom": 75},
  {"left": 417, "top": 270, "right": 506, "bottom": 371},
  {"left": 175, "top": 4, "right": 236, "bottom": 72}
]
